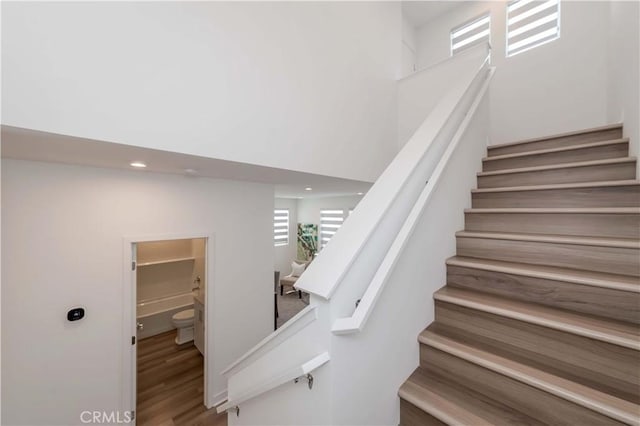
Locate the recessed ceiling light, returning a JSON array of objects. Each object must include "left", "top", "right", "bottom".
[
  {"left": 305, "top": 187, "right": 312, "bottom": 191},
  {"left": 130, "top": 161, "right": 147, "bottom": 168},
  {"left": 184, "top": 168, "right": 198, "bottom": 175},
  {"left": 357, "top": 192, "right": 364, "bottom": 195}
]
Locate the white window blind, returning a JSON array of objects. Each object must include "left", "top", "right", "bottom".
[
  {"left": 274, "top": 209, "right": 289, "bottom": 246},
  {"left": 507, "top": 0, "right": 560, "bottom": 57},
  {"left": 320, "top": 209, "right": 344, "bottom": 249},
  {"left": 450, "top": 12, "right": 491, "bottom": 56}
]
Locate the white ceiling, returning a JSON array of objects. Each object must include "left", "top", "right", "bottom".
[
  {"left": 402, "top": 1, "right": 467, "bottom": 28},
  {"left": 0, "top": 126, "right": 372, "bottom": 199}
]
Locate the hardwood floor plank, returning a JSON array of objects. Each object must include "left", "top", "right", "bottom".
[
  {"left": 471, "top": 180, "right": 640, "bottom": 208},
  {"left": 421, "top": 331, "right": 638, "bottom": 425},
  {"left": 446, "top": 262, "right": 640, "bottom": 324},
  {"left": 401, "top": 125, "right": 639, "bottom": 425},
  {"left": 483, "top": 139, "right": 629, "bottom": 171},
  {"left": 137, "top": 331, "right": 227, "bottom": 426},
  {"left": 422, "top": 346, "right": 626, "bottom": 425},
  {"left": 477, "top": 158, "right": 637, "bottom": 188},
  {"left": 430, "top": 309, "right": 640, "bottom": 403},
  {"left": 487, "top": 124, "right": 623, "bottom": 156}
]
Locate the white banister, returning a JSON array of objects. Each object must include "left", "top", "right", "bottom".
[
  {"left": 295, "top": 43, "right": 491, "bottom": 301},
  {"left": 221, "top": 305, "right": 317, "bottom": 376},
  {"left": 221, "top": 43, "right": 495, "bottom": 425},
  {"left": 332, "top": 65, "right": 496, "bottom": 335},
  {"left": 217, "top": 351, "right": 330, "bottom": 414}
]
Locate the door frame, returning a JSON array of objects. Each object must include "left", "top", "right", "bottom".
[{"left": 121, "top": 232, "right": 215, "bottom": 421}]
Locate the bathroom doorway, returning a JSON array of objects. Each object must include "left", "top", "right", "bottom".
[{"left": 123, "top": 234, "right": 213, "bottom": 425}]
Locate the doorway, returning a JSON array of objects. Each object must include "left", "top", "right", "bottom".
[{"left": 123, "top": 235, "right": 212, "bottom": 425}]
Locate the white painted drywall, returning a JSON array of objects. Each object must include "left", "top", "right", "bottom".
[
  {"left": 1, "top": 1, "right": 400, "bottom": 183},
  {"left": 332, "top": 106, "right": 488, "bottom": 424},
  {"left": 414, "top": 1, "right": 611, "bottom": 144},
  {"left": 218, "top": 44, "right": 492, "bottom": 425},
  {"left": 274, "top": 198, "right": 300, "bottom": 275},
  {"left": 401, "top": 15, "right": 418, "bottom": 78},
  {"left": 1, "top": 159, "right": 273, "bottom": 425},
  {"left": 136, "top": 239, "right": 197, "bottom": 302},
  {"left": 606, "top": 1, "right": 640, "bottom": 174},
  {"left": 398, "top": 44, "right": 488, "bottom": 149},
  {"left": 226, "top": 303, "right": 333, "bottom": 426},
  {"left": 328, "top": 94, "right": 489, "bottom": 425}
]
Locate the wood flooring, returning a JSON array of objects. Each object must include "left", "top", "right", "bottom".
[
  {"left": 398, "top": 123, "right": 640, "bottom": 425},
  {"left": 137, "top": 331, "right": 227, "bottom": 426}
]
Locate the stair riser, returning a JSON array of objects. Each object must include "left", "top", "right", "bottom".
[
  {"left": 488, "top": 128, "right": 623, "bottom": 157},
  {"left": 472, "top": 185, "right": 640, "bottom": 208},
  {"left": 456, "top": 236, "right": 640, "bottom": 276},
  {"left": 432, "top": 303, "right": 640, "bottom": 402},
  {"left": 420, "top": 346, "right": 625, "bottom": 425},
  {"left": 401, "top": 368, "right": 545, "bottom": 425},
  {"left": 399, "top": 399, "right": 447, "bottom": 426},
  {"left": 477, "top": 161, "right": 637, "bottom": 188},
  {"left": 464, "top": 212, "right": 640, "bottom": 239},
  {"left": 446, "top": 265, "right": 640, "bottom": 324},
  {"left": 483, "top": 142, "right": 629, "bottom": 172}
]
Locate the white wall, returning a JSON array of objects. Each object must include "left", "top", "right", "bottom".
[
  {"left": 1, "top": 159, "right": 274, "bottom": 425},
  {"left": 136, "top": 239, "right": 197, "bottom": 302},
  {"left": 274, "top": 198, "right": 299, "bottom": 275},
  {"left": 398, "top": 45, "right": 488, "bottom": 149},
  {"left": 1, "top": 1, "right": 401, "bottom": 183},
  {"left": 330, "top": 92, "right": 490, "bottom": 426},
  {"left": 415, "top": 1, "right": 611, "bottom": 144},
  {"left": 606, "top": 1, "right": 640, "bottom": 173},
  {"left": 401, "top": 16, "right": 418, "bottom": 78}
]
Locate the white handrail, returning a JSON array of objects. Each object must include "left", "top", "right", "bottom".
[
  {"left": 218, "top": 43, "right": 494, "bottom": 425},
  {"left": 295, "top": 43, "right": 491, "bottom": 301},
  {"left": 332, "top": 66, "right": 496, "bottom": 335},
  {"left": 216, "top": 352, "right": 330, "bottom": 413},
  {"left": 396, "top": 40, "right": 491, "bottom": 83},
  {"left": 220, "top": 305, "right": 317, "bottom": 376}
]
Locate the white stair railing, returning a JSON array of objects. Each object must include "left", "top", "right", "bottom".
[
  {"left": 220, "top": 43, "right": 495, "bottom": 426},
  {"left": 218, "top": 352, "right": 329, "bottom": 415},
  {"left": 332, "top": 64, "right": 496, "bottom": 335}
]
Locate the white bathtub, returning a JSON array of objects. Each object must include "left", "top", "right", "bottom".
[{"left": 137, "top": 293, "right": 194, "bottom": 340}]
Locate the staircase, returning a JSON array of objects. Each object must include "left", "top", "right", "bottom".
[{"left": 399, "top": 124, "right": 640, "bottom": 425}]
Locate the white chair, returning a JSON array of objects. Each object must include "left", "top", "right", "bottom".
[{"left": 279, "top": 260, "right": 310, "bottom": 298}]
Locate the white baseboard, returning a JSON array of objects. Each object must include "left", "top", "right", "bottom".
[{"left": 209, "top": 389, "right": 228, "bottom": 409}]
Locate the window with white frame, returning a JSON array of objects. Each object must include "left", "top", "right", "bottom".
[
  {"left": 320, "top": 209, "right": 344, "bottom": 249},
  {"left": 507, "top": 0, "right": 560, "bottom": 57},
  {"left": 450, "top": 12, "right": 491, "bottom": 56},
  {"left": 274, "top": 209, "right": 289, "bottom": 246}
]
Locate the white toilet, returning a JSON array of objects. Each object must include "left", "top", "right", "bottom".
[{"left": 172, "top": 309, "right": 195, "bottom": 345}]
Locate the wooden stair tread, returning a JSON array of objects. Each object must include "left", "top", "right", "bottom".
[
  {"left": 399, "top": 373, "right": 493, "bottom": 426},
  {"left": 488, "top": 124, "right": 623, "bottom": 151},
  {"left": 434, "top": 287, "right": 640, "bottom": 350},
  {"left": 418, "top": 329, "right": 640, "bottom": 425},
  {"left": 478, "top": 157, "right": 636, "bottom": 177},
  {"left": 399, "top": 368, "right": 542, "bottom": 426},
  {"left": 401, "top": 123, "right": 639, "bottom": 425},
  {"left": 483, "top": 138, "right": 630, "bottom": 162},
  {"left": 446, "top": 256, "right": 640, "bottom": 293},
  {"left": 465, "top": 207, "right": 640, "bottom": 214},
  {"left": 472, "top": 180, "right": 640, "bottom": 193},
  {"left": 456, "top": 230, "right": 640, "bottom": 248}
]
